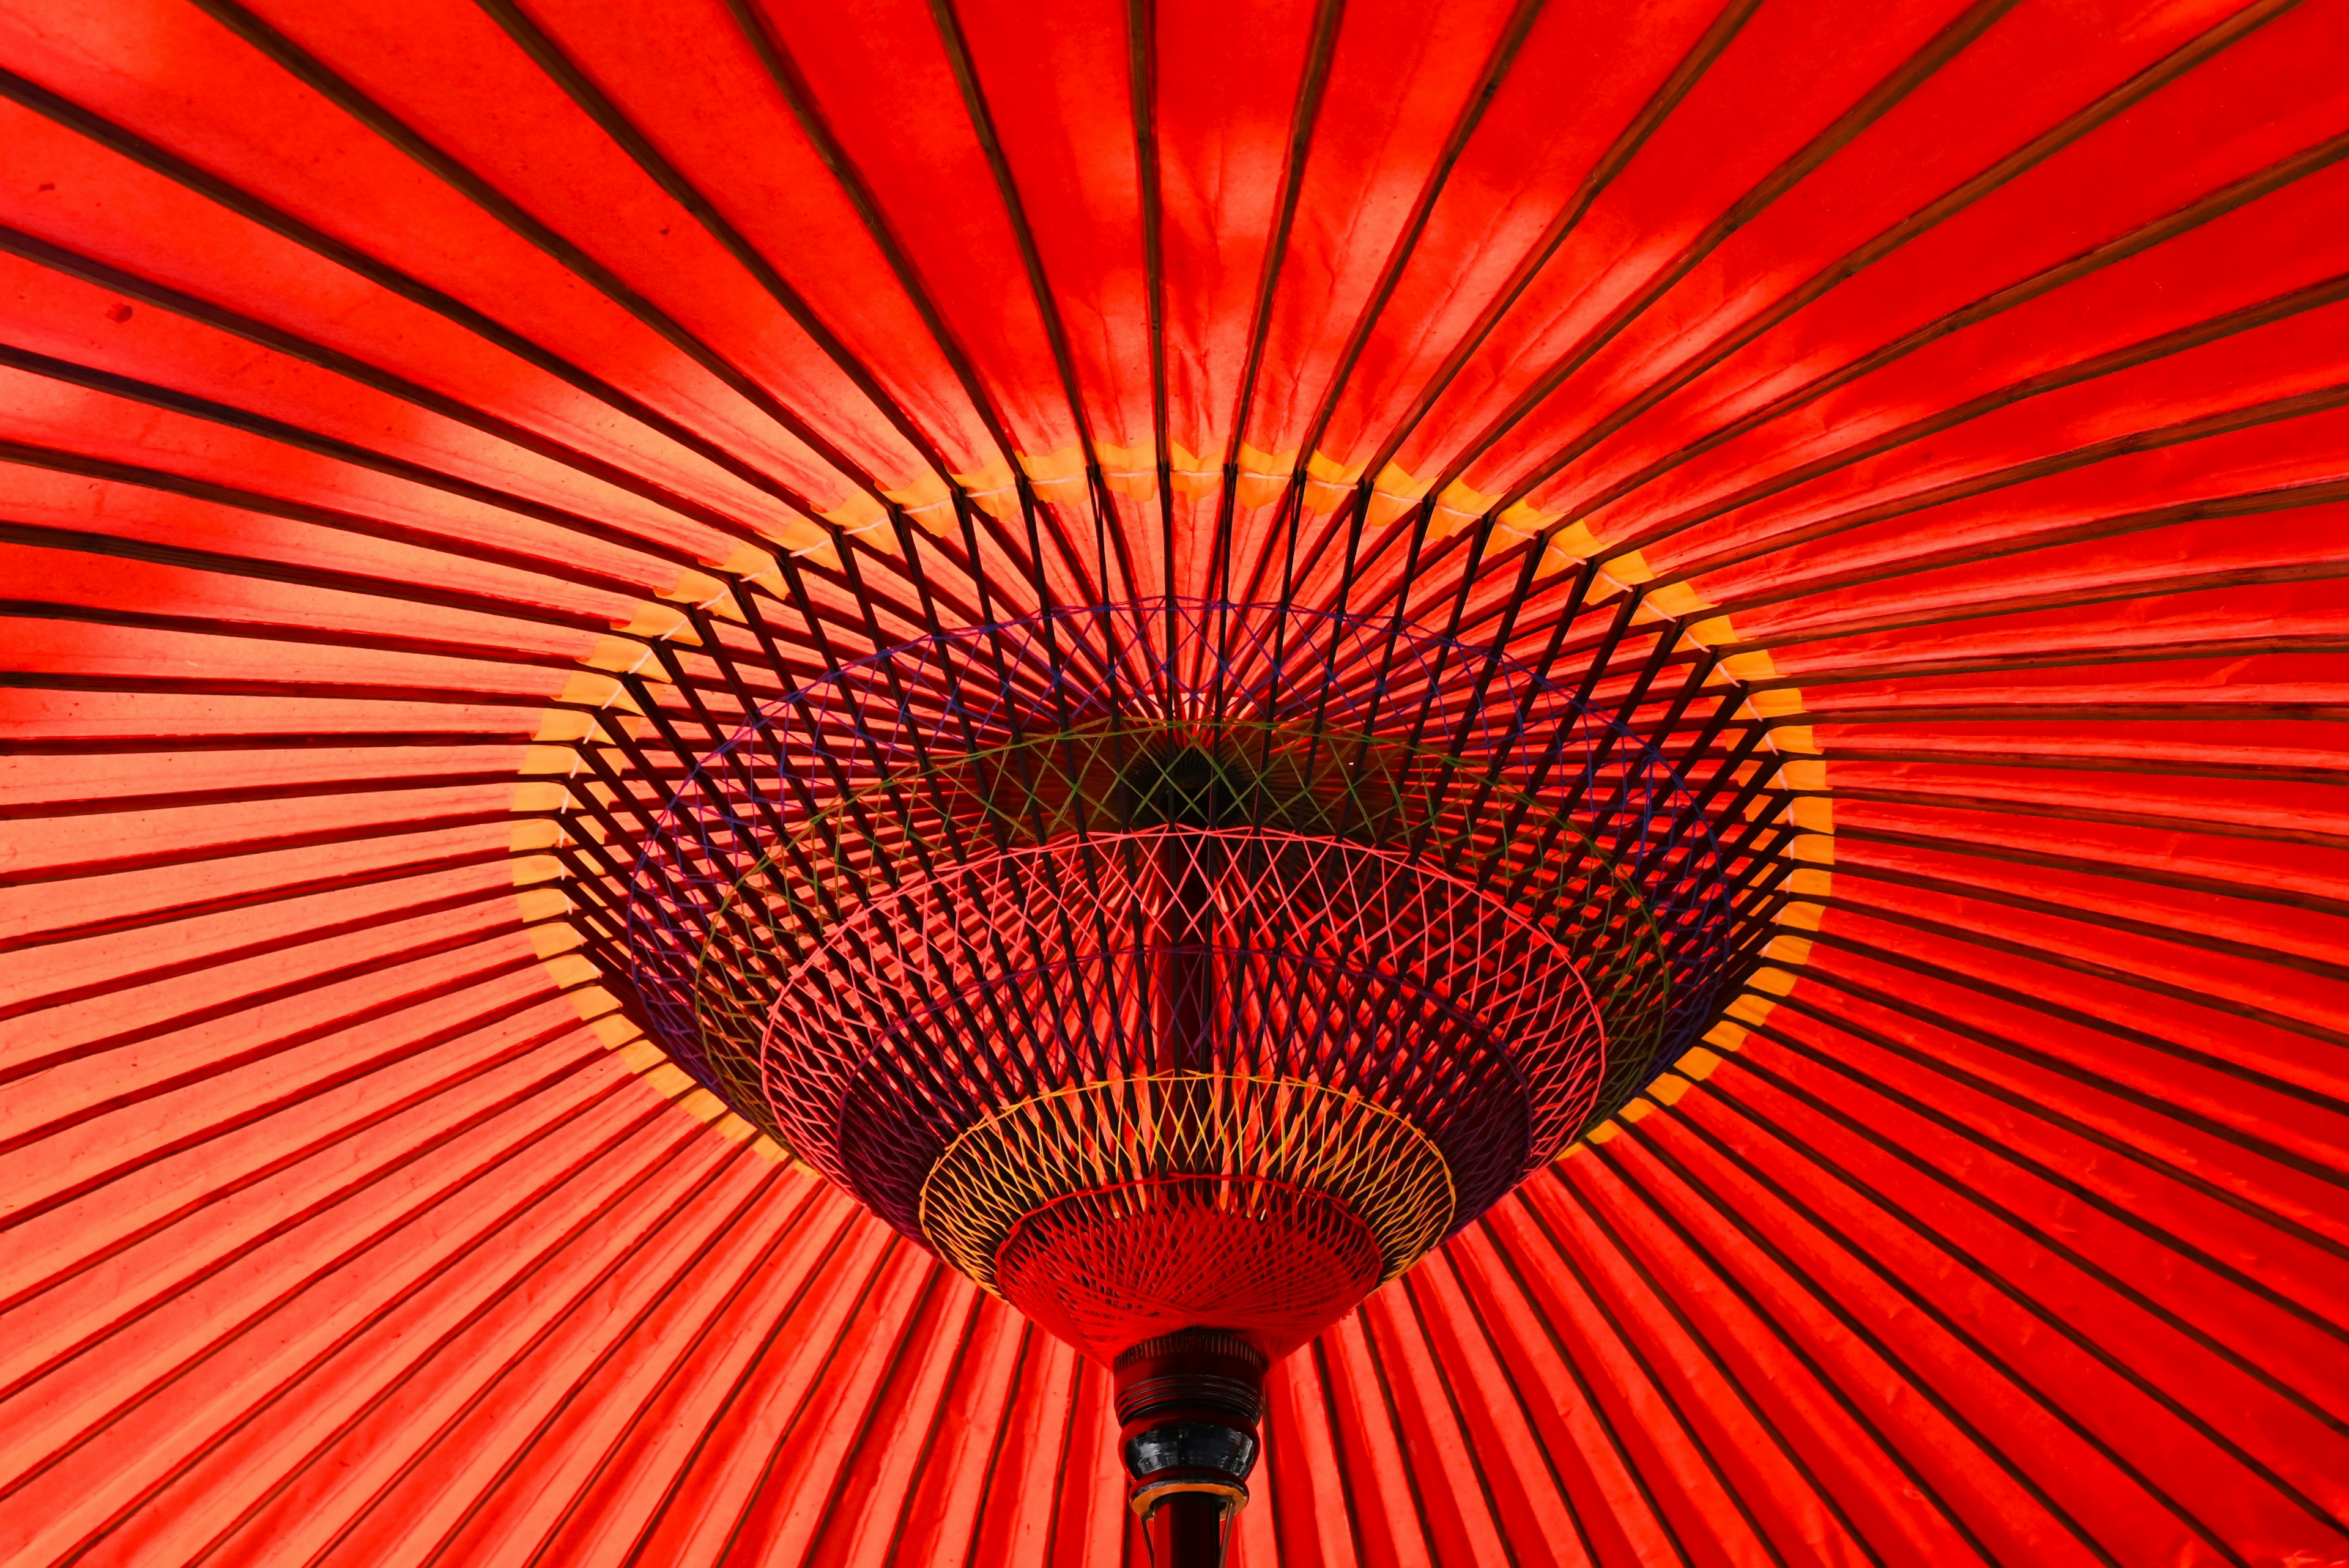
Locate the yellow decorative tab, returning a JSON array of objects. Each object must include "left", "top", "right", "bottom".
[
  {"left": 568, "top": 986, "right": 622, "bottom": 1024},
  {"left": 1231, "top": 471, "right": 1282, "bottom": 508},
  {"left": 1236, "top": 442, "right": 1295, "bottom": 476},
  {"left": 1784, "top": 795, "right": 1833, "bottom": 833},
  {"left": 712, "top": 542, "right": 784, "bottom": 594},
  {"left": 885, "top": 470, "right": 954, "bottom": 509},
  {"left": 661, "top": 569, "right": 724, "bottom": 606},
  {"left": 1542, "top": 520, "right": 1605, "bottom": 561},
  {"left": 510, "top": 780, "right": 571, "bottom": 814},
  {"left": 1021, "top": 445, "right": 1091, "bottom": 503},
  {"left": 1430, "top": 477, "right": 1493, "bottom": 539},
  {"left": 1687, "top": 615, "right": 1736, "bottom": 648},
  {"left": 817, "top": 490, "right": 883, "bottom": 533},
  {"left": 533, "top": 709, "right": 599, "bottom": 745},
  {"left": 641, "top": 1062, "right": 696, "bottom": 1098},
  {"left": 555, "top": 671, "right": 637, "bottom": 711},
  {"left": 839, "top": 509, "right": 904, "bottom": 557},
  {"left": 757, "top": 514, "right": 839, "bottom": 560},
  {"left": 518, "top": 744, "right": 579, "bottom": 778},
  {"left": 1587, "top": 548, "right": 1655, "bottom": 603},
  {"left": 820, "top": 491, "right": 888, "bottom": 532},
  {"left": 617, "top": 602, "right": 699, "bottom": 643},
  {"left": 1096, "top": 437, "right": 1160, "bottom": 499},
  {"left": 515, "top": 887, "right": 573, "bottom": 923},
  {"left": 661, "top": 567, "right": 739, "bottom": 621},
  {"left": 1604, "top": 548, "right": 1655, "bottom": 585},
  {"left": 1636, "top": 580, "right": 1714, "bottom": 622},
  {"left": 1020, "top": 445, "right": 1088, "bottom": 481},
  {"left": 952, "top": 458, "right": 1017, "bottom": 493},
  {"left": 1619, "top": 1096, "right": 1657, "bottom": 1123},
  {"left": 590, "top": 1013, "right": 644, "bottom": 1049},
  {"left": 676, "top": 1087, "right": 729, "bottom": 1123},
  {"left": 1364, "top": 460, "right": 1425, "bottom": 527},
  {"left": 1167, "top": 441, "right": 1222, "bottom": 497},
  {"left": 1302, "top": 448, "right": 1365, "bottom": 512},
  {"left": 1428, "top": 474, "right": 1484, "bottom": 511},
  {"left": 1778, "top": 760, "right": 1827, "bottom": 791},
  {"left": 584, "top": 640, "right": 671, "bottom": 680},
  {"left": 510, "top": 853, "right": 562, "bottom": 887},
  {"left": 541, "top": 952, "right": 600, "bottom": 989},
  {"left": 528, "top": 921, "right": 585, "bottom": 960},
  {"left": 966, "top": 479, "right": 1024, "bottom": 520},
  {"left": 1499, "top": 497, "right": 1562, "bottom": 533},
  {"left": 1647, "top": 1073, "right": 1694, "bottom": 1108},
  {"left": 1675, "top": 1046, "right": 1726, "bottom": 1081},
  {"left": 1534, "top": 532, "right": 1583, "bottom": 579}
]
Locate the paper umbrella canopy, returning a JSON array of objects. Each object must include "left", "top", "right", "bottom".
[{"left": 2, "top": 0, "right": 2347, "bottom": 1564}]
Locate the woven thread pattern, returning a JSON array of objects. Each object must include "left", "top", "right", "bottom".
[
  {"left": 919, "top": 1074, "right": 1454, "bottom": 1293},
  {"left": 755, "top": 826, "right": 1601, "bottom": 1231},
  {"left": 614, "top": 599, "right": 1757, "bottom": 1345}
]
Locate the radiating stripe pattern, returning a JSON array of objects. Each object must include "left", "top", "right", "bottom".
[{"left": 1, "top": 0, "right": 2344, "bottom": 1564}]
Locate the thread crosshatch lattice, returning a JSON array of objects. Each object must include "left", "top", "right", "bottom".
[
  {"left": 595, "top": 595, "right": 1778, "bottom": 1364},
  {"left": 919, "top": 1072, "right": 1455, "bottom": 1360},
  {"left": 760, "top": 826, "right": 1605, "bottom": 1228},
  {"left": 622, "top": 601, "right": 1756, "bottom": 1120}
]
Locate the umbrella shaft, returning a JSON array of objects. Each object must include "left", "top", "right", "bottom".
[{"left": 1146, "top": 1494, "right": 1226, "bottom": 1567}]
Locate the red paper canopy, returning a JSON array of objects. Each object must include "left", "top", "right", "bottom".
[{"left": 2, "top": 0, "right": 2346, "bottom": 1563}]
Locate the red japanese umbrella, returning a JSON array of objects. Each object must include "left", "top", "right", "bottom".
[{"left": 3, "top": 0, "right": 2346, "bottom": 1563}]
